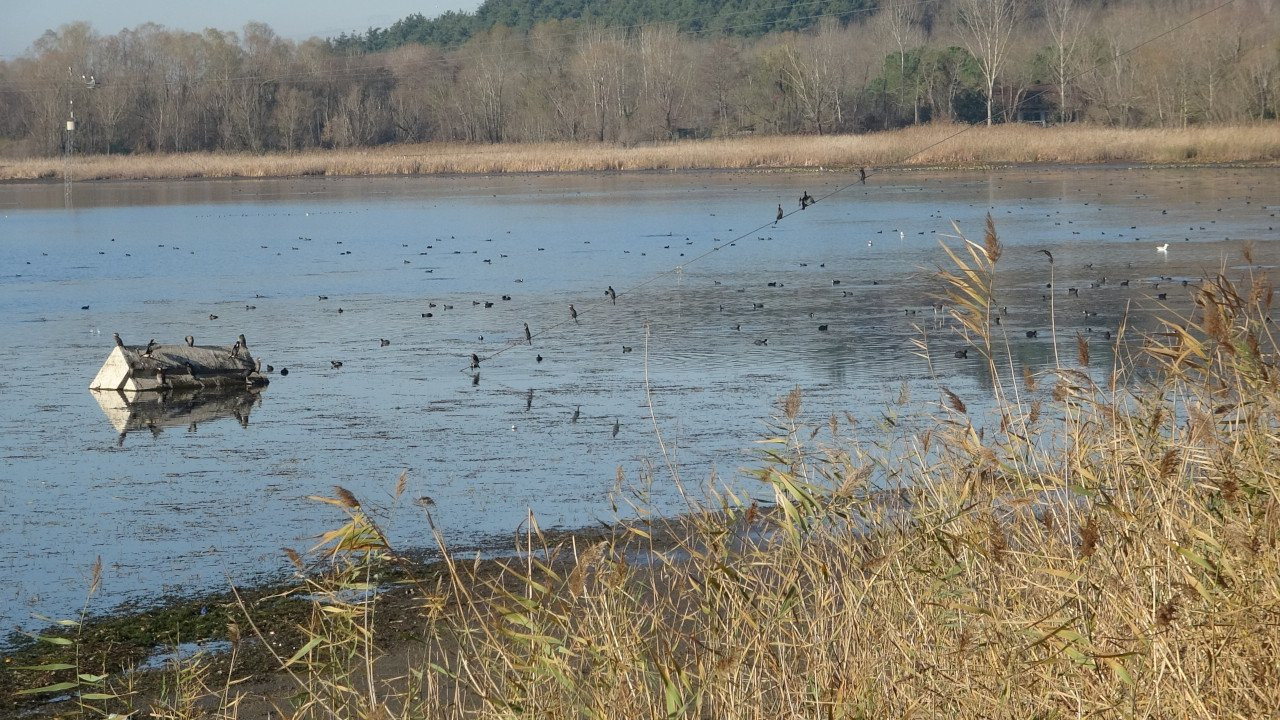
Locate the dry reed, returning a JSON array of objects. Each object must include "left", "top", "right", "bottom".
[{"left": 2, "top": 124, "right": 1278, "bottom": 183}]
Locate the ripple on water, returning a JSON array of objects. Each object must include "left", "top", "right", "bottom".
[{"left": 1, "top": 167, "right": 1276, "bottom": 640}]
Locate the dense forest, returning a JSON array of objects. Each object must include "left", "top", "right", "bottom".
[
  {"left": 329, "top": 0, "right": 881, "bottom": 52},
  {"left": 0, "top": 0, "right": 1275, "bottom": 158}
]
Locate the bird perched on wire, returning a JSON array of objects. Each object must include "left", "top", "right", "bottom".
[
  {"left": 569, "top": 304, "right": 579, "bottom": 324},
  {"left": 776, "top": 204, "right": 784, "bottom": 221},
  {"left": 524, "top": 323, "right": 532, "bottom": 344},
  {"left": 606, "top": 286, "right": 617, "bottom": 304},
  {"left": 799, "top": 192, "right": 814, "bottom": 209},
  {"left": 859, "top": 167, "right": 867, "bottom": 184},
  {"left": 470, "top": 353, "right": 481, "bottom": 370}
]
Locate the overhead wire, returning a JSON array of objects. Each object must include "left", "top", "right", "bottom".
[{"left": 456, "top": 0, "right": 1240, "bottom": 423}]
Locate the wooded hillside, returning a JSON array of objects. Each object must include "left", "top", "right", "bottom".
[{"left": 0, "top": 0, "right": 1275, "bottom": 158}]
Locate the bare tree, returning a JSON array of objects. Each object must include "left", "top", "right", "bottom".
[
  {"left": 956, "top": 0, "right": 1020, "bottom": 125},
  {"left": 574, "top": 27, "right": 630, "bottom": 142},
  {"left": 1044, "top": 0, "right": 1090, "bottom": 122},
  {"left": 878, "top": 0, "right": 925, "bottom": 123},
  {"left": 636, "top": 24, "right": 692, "bottom": 139}
]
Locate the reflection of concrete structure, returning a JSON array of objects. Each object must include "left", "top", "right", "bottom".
[
  {"left": 90, "top": 386, "right": 265, "bottom": 439},
  {"left": 90, "top": 342, "right": 268, "bottom": 392}
]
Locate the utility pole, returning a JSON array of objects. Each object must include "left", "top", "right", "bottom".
[
  {"left": 63, "top": 68, "right": 96, "bottom": 209},
  {"left": 64, "top": 69, "right": 75, "bottom": 209}
]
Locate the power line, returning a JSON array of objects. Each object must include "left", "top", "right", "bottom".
[{"left": 461, "top": 0, "right": 1239, "bottom": 381}]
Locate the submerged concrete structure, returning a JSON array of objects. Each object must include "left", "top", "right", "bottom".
[{"left": 89, "top": 341, "right": 268, "bottom": 392}]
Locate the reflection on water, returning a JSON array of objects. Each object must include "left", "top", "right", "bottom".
[
  {"left": 90, "top": 387, "right": 265, "bottom": 440},
  {"left": 1, "top": 166, "right": 1276, "bottom": 639}
]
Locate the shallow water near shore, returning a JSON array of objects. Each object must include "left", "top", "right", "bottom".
[{"left": 1, "top": 166, "right": 1276, "bottom": 641}]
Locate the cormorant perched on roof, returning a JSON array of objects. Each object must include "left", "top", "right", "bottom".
[
  {"left": 185, "top": 335, "right": 195, "bottom": 347},
  {"left": 114, "top": 332, "right": 124, "bottom": 347}
]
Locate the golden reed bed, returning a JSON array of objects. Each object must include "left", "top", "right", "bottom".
[{"left": 2, "top": 123, "right": 1278, "bottom": 182}]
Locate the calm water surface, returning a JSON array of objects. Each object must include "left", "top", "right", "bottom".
[{"left": 1, "top": 166, "right": 1276, "bottom": 639}]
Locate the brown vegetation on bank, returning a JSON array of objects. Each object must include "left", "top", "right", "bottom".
[{"left": 2, "top": 123, "right": 1279, "bottom": 183}]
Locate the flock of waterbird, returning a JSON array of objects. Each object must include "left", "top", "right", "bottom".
[{"left": 70, "top": 168, "right": 1275, "bottom": 435}]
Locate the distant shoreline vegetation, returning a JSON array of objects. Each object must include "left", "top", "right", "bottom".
[
  {"left": 1, "top": 125, "right": 1278, "bottom": 183},
  {"left": 2, "top": 1, "right": 1276, "bottom": 160}
]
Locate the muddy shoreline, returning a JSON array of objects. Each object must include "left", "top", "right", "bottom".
[{"left": 0, "top": 517, "right": 662, "bottom": 717}]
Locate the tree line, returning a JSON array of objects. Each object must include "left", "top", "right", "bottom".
[
  {"left": 0, "top": 0, "right": 1275, "bottom": 158},
  {"left": 328, "top": 0, "right": 880, "bottom": 53}
]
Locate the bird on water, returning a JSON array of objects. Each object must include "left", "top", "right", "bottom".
[{"left": 1156, "top": 243, "right": 1169, "bottom": 255}]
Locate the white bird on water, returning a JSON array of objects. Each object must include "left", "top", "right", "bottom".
[{"left": 1156, "top": 243, "right": 1169, "bottom": 255}]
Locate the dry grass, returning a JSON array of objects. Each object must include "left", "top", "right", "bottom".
[
  {"left": 13, "top": 219, "right": 1280, "bottom": 719},
  {"left": 2, "top": 123, "right": 1278, "bottom": 183}
]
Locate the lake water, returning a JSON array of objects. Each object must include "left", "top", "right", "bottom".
[{"left": 1, "top": 166, "right": 1276, "bottom": 640}]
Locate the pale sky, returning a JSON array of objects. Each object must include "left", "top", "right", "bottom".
[{"left": 1, "top": 0, "right": 483, "bottom": 58}]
